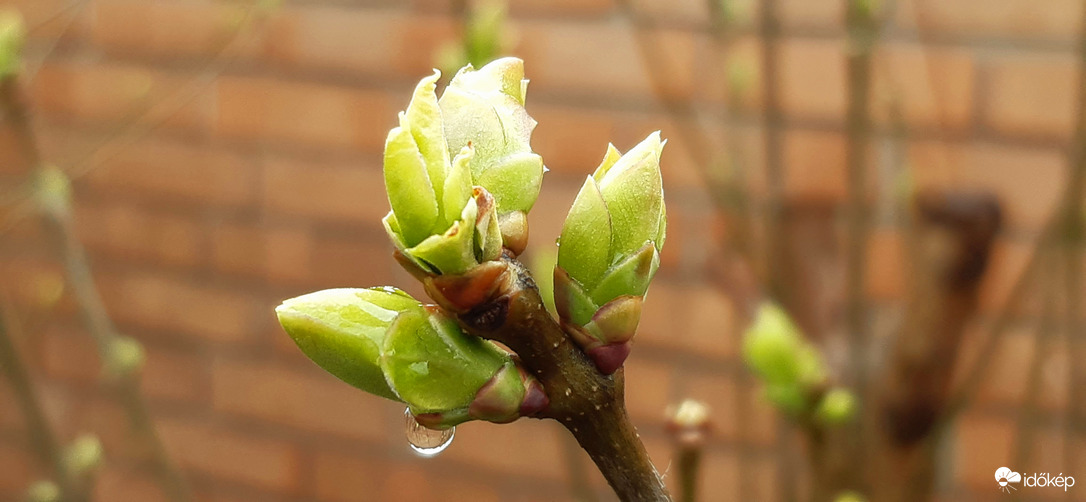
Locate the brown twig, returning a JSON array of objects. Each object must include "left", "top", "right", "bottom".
[
  {"left": 0, "top": 303, "right": 86, "bottom": 501},
  {"left": 844, "top": 0, "right": 879, "bottom": 390},
  {"left": 1061, "top": 0, "right": 1086, "bottom": 474},
  {"left": 0, "top": 73, "right": 194, "bottom": 502},
  {"left": 1012, "top": 257, "right": 1058, "bottom": 469},
  {"left": 434, "top": 254, "right": 671, "bottom": 501},
  {"left": 872, "top": 191, "right": 1001, "bottom": 502}
]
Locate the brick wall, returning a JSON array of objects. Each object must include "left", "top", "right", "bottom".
[{"left": 0, "top": 0, "right": 1083, "bottom": 500}]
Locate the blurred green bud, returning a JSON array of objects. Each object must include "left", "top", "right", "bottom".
[
  {"left": 463, "top": 0, "right": 507, "bottom": 68},
  {"left": 0, "top": 10, "right": 26, "bottom": 79},
  {"left": 834, "top": 490, "right": 867, "bottom": 502},
  {"left": 554, "top": 132, "right": 667, "bottom": 374},
  {"left": 104, "top": 336, "right": 145, "bottom": 379},
  {"left": 742, "top": 303, "right": 816, "bottom": 385},
  {"left": 763, "top": 384, "right": 807, "bottom": 416},
  {"left": 744, "top": 303, "right": 833, "bottom": 416},
  {"left": 851, "top": 0, "right": 879, "bottom": 19},
  {"left": 815, "top": 387, "right": 858, "bottom": 425},
  {"left": 35, "top": 166, "right": 72, "bottom": 216},
  {"left": 726, "top": 58, "right": 756, "bottom": 103},
  {"left": 25, "top": 480, "right": 61, "bottom": 502},
  {"left": 64, "top": 434, "right": 103, "bottom": 478},
  {"left": 276, "top": 287, "right": 546, "bottom": 428},
  {"left": 383, "top": 59, "right": 543, "bottom": 271}
]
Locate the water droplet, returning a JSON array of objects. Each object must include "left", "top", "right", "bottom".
[
  {"left": 404, "top": 408, "right": 454, "bottom": 457},
  {"left": 543, "top": 166, "right": 551, "bottom": 173},
  {"left": 564, "top": 388, "right": 572, "bottom": 397}
]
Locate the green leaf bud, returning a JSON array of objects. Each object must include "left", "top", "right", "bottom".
[
  {"left": 554, "top": 132, "right": 666, "bottom": 373},
  {"left": 276, "top": 287, "right": 546, "bottom": 427},
  {"left": 384, "top": 59, "right": 544, "bottom": 268}
]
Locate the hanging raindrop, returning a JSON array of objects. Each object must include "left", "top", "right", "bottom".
[{"left": 404, "top": 408, "right": 454, "bottom": 457}]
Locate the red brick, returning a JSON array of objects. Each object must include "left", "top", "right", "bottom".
[
  {"left": 743, "top": 381, "right": 779, "bottom": 445},
  {"left": 391, "top": 14, "right": 460, "bottom": 78},
  {"left": 261, "top": 155, "right": 388, "bottom": 224},
  {"left": 907, "top": 140, "right": 1066, "bottom": 230},
  {"left": 159, "top": 418, "right": 302, "bottom": 492},
  {"left": 1034, "top": 337, "right": 1071, "bottom": 411},
  {"left": 441, "top": 419, "right": 565, "bottom": 480},
  {"left": 624, "top": 353, "right": 674, "bottom": 420},
  {"left": 215, "top": 75, "right": 392, "bottom": 151},
  {"left": 30, "top": 60, "right": 212, "bottom": 132},
  {"left": 677, "top": 285, "right": 741, "bottom": 359},
  {"left": 141, "top": 345, "right": 208, "bottom": 403},
  {"left": 508, "top": 0, "right": 614, "bottom": 17},
  {"left": 378, "top": 464, "right": 435, "bottom": 501},
  {"left": 81, "top": 135, "right": 260, "bottom": 208},
  {"left": 261, "top": 6, "right": 402, "bottom": 77},
  {"left": 0, "top": 257, "right": 65, "bottom": 313},
  {"left": 0, "top": 440, "right": 39, "bottom": 493},
  {"left": 99, "top": 272, "right": 258, "bottom": 344},
  {"left": 209, "top": 221, "right": 313, "bottom": 284},
  {"left": 530, "top": 104, "right": 617, "bottom": 178},
  {"left": 210, "top": 358, "right": 391, "bottom": 442},
  {"left": 779, "top": 38, "right": 846, "bottom": 122},
  {"left": 778, "top": 0, "right": 842, "bottom": 30},
  {"left": 40, "top": 325, "right": 100, "bottom": 382},
  {"left": 953, "top": 414, "right": 1014, "bottom": 489},
  {"left": 676, "top": 372, "right": 740, "bottom": 441},
  {"left": 312, "top": 451, "right": 387, "bottom": 502},
  {"left": 518, "top": 20, "right": 697, "bottom": 101},
  {"left": 896, "top": 0, "right": 1084, "bottom": 41},
  {"left": 628, "top": 0, "right": 711, "bottom": 25},
  {"left": 308, "top": 233, "right": 398, "bottom": 289},
  {"left": 75, "top": 200, "right": 207, "bottom": 269},
  {"left": 874, "top": 44, "right": 975, "bottom": 130},
  {"left": 983, "top": 53, "right": 1077, "bottom": 140},
  {"left": 700, "top": 450, "right": 743, "bottom": 502},
  {"left": 783, "top": 128, "right": 846, "bottom": 199},
  {"left": 638, "top": 280, "right": 698, "bottom": 350},
  {"left": 974, "top": 328, "right": 1034, "bottom": 407},
  {"left": 91, "top": 0, "right": 251, "bottom": 59},
  {"left": 93, "top": 465, "right": 168, "bottom": 502},
  {"left": 866, "top": 228, "right": 903, "bottom": 300}
]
